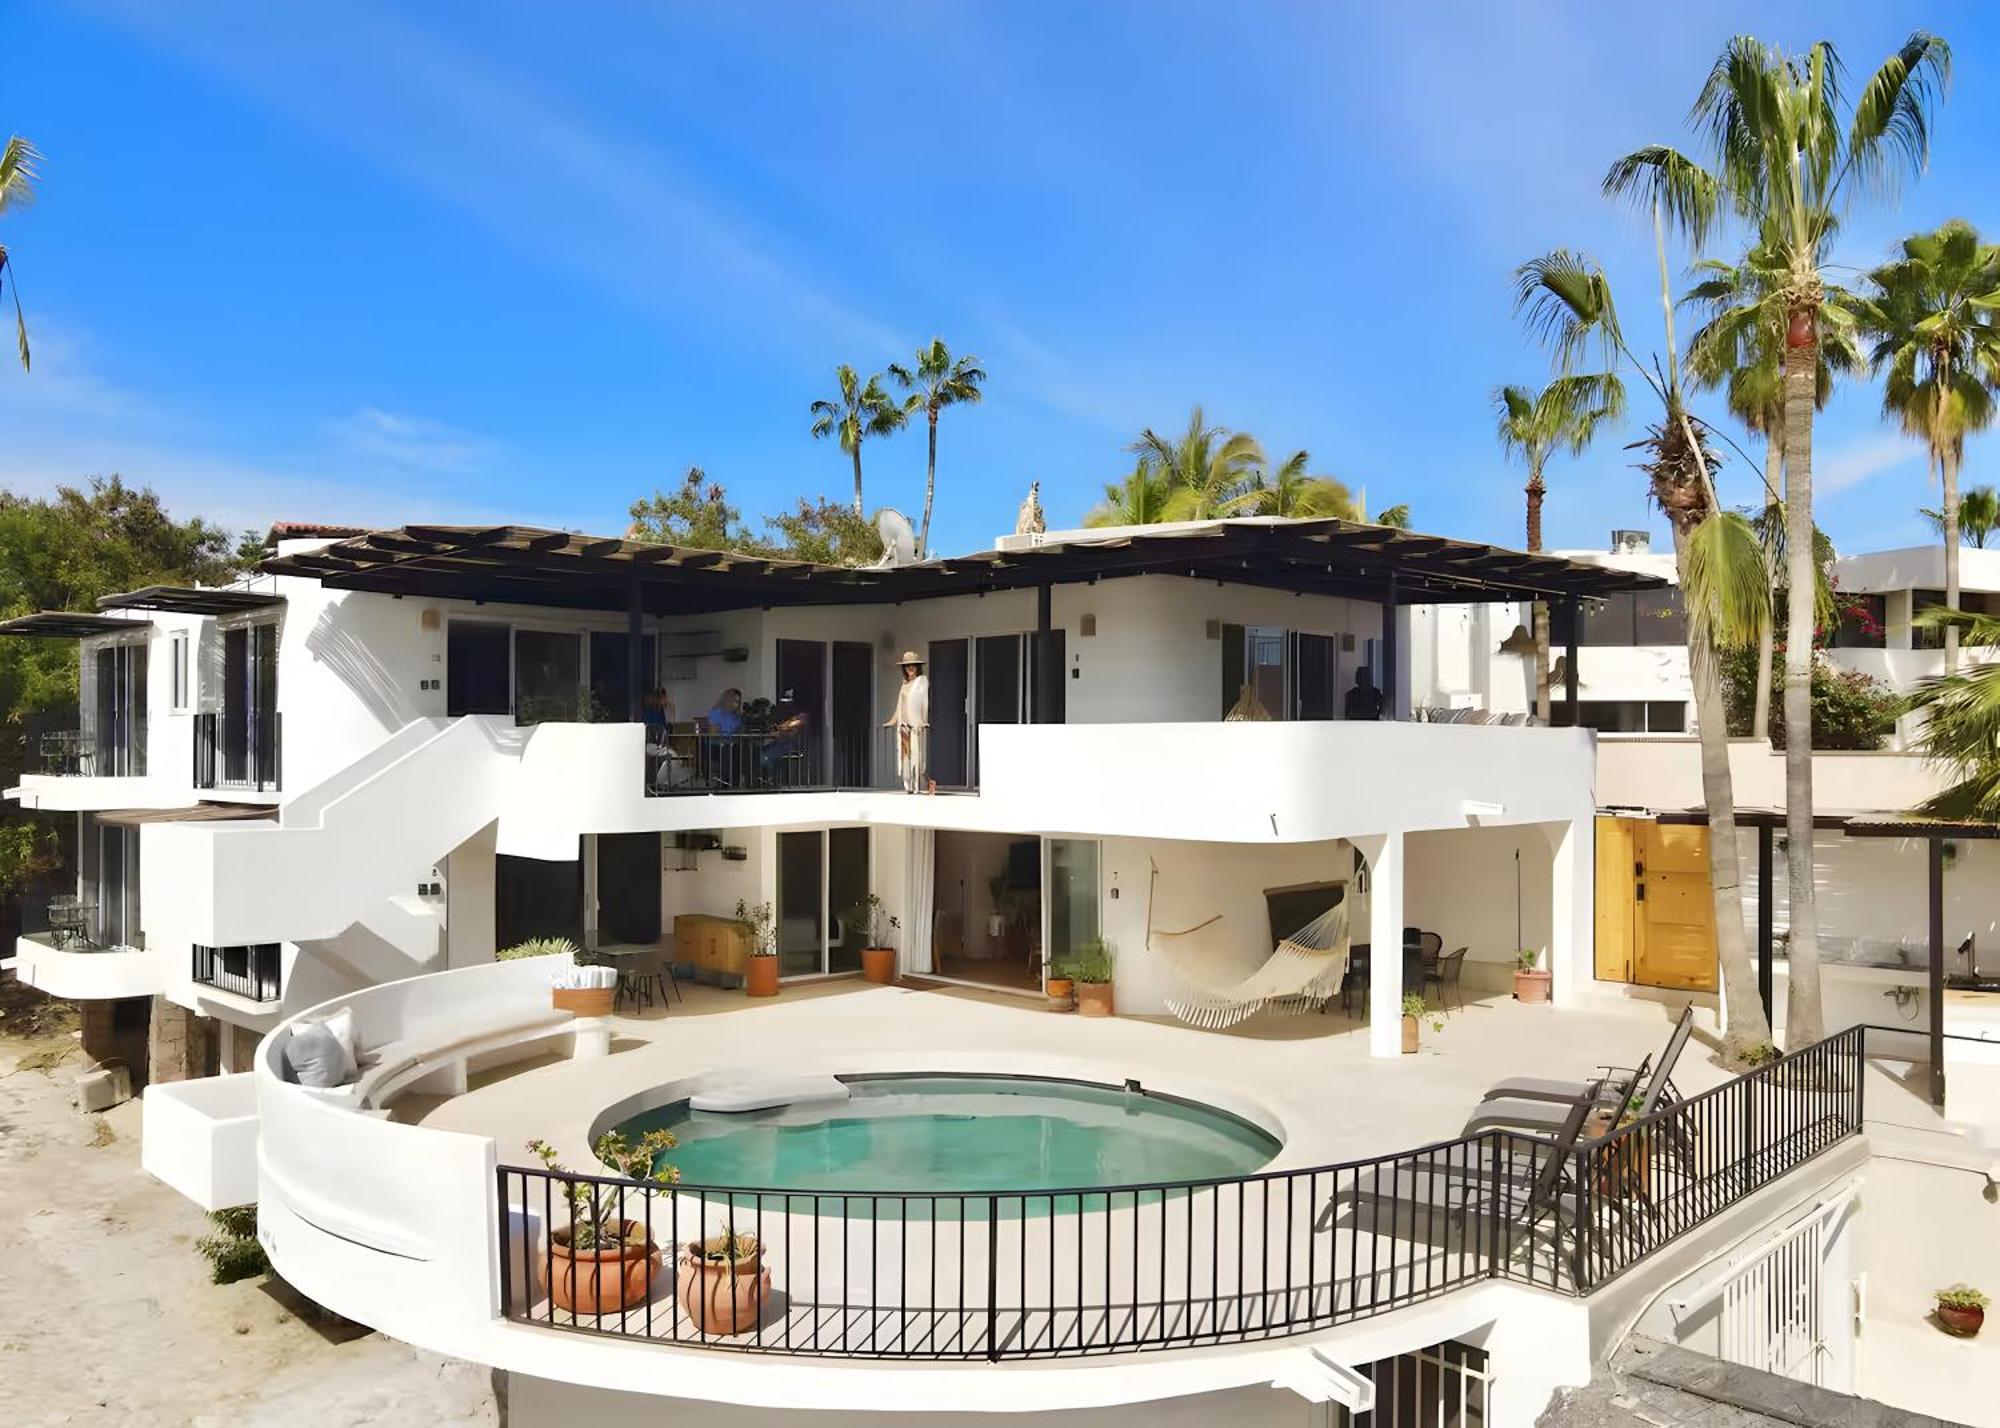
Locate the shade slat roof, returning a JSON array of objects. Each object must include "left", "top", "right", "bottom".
[
  {"left": 0, "top": 611, "right": 153, "bottom": 638},
  {"left": 96, "top": 803, "right": 277, "bottom": 827},
  {"left": 97, "top": 585, "right": 286, "bottom": 615},
  {"left": 260, "top": 518, "right": 1666, "bottom": 615}
]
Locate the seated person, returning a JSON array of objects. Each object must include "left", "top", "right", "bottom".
[
  {"left": 641, "top": 688, "right": 672, "bottom": 741},
  {"left": 704, "top": 687, "right": 745, "bottom": 735}
]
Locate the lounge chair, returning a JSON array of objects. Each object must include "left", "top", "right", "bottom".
[
  {"left": 1463, "top": 1008, "right": 1693, "bottom": 1138},
  {"left": 1479, "top": 1004, "right": 1694, "bottom": 1108}
]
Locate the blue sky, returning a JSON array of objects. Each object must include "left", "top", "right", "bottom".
[{"left": 5, "top": 1, "right": 1998, "bottom": 558}]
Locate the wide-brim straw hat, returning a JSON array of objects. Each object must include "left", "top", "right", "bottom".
[{"left": 897, "top": 649, "right": 926, "bottom": 667}]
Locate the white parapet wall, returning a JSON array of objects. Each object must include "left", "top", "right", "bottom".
[
  {"left": 14, "top": 933, "right": 165, "bottom": 999},
  {"left": 142, "top": 1071, "right": 261, "bottom": 1212}
]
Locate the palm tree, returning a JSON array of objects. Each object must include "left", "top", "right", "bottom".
[
  {"left": 1373, "top": 503, "right": 1412, "bottom": 529},
  {"left": 1685, "top": 249, "right": 1857, "bottom": 738},
  {"left": 887, "top": 339, "right": 985, "bottom": 557},
  {"left": 1606, "top": 31, "right": 1952, "bottom": 1050},
  {"left": 1492, "top": 377, "right": 1624, "bottom": 720},
  {"left": 1515, "top": 243, "right": 1775, "bottom": 1059},
  {"left": 1853, "top": 221, "right": 2000, "bottom": 671},
  {"left": 1906, "top": 607, "right": 2000, "bottom": 818},
  {"left": 1130, "top": 408, "right": 1264, "bottom": 521},
  {"left": 1923, "top": 485, "right": 2000, "bottom": 547},
  {"left": 1083, "top": 459, "right": 1174, "bottom": 527},
  {"left": 1224, "top": 450, "right": 1360, "bottom": 519},
  {"left": 0, "top": 136, "right": 40, "bottom": 370},
  {"left": 809, "top": 365, "right": 906, "bottom": 515}
]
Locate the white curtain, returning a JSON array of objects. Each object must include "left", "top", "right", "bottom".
[{"left": 903, "top": 826, "right": 936, "bottom": 976}]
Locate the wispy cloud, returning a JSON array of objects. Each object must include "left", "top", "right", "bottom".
[
  {"left": 326, "top": 406, "right": 495, "bottom": 476},
  {"left": 1817, "top": 435, "right": 1921, "bottom": 495}
]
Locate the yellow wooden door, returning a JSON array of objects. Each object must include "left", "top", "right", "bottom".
[
  {"left": 1594, "top": 817, "right": 1636, "bottom": 983},
  {"left": 1635, "top": 822, "right": 1719, "bottom": 991}
]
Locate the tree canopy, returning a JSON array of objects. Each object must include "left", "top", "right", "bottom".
[{"left": 626, "top": 468, "right": 882, "bottom": 566}]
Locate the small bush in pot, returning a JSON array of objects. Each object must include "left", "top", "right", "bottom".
[
  {"left": 678, "top": 1224, "right": 770, "bottom": 1335},
  {"left": 1045, "top": 957, "right": 1075, "bottom": 1011},
  {"left": 737, "top": 899, "right": 780, "bottom": 997},
  {"left": 499, "top": 938, "right": 619, "bottom": 1016},
  {"left": 1513, "top": 948, "right": 1551, "bottom": 1004},
  {"left": 1936, "top": 1284, "right": 1988, "bottom": 1337},
  {"left": 1070, "top": 940, "right": 1115, "bottom": 1017},
  {"left": 846, "top": 893, "right": 901, "bottom": 985},
  {"left": 1401, "top": 993, "right": 1443, "bottom": 1054},
  {"left": 526, "top": 1131, "right": 681, "bottom": 1315}
]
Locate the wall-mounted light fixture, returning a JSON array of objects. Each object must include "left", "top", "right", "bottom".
[{"left": 1079, "top": 614, "right": 1097, "bottom": 638}]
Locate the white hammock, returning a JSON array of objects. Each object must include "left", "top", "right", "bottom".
[{"left": 1159, "top": 900, "right": 1352, "bottom": 1030}]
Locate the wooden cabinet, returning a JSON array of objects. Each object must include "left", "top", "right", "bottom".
[{"left": 674, "top": 913, "right": 753, "bottom": 986}]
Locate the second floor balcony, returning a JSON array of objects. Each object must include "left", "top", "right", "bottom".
[{"left": 193, "top": 710, "right": 281, "bottom": 794}]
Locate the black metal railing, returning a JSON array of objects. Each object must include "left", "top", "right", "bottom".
[
  {"left": 496, "top": 1028, "right": 1864, "bottom": 1359},
  {"left": 193, "top": 711, "right": 282, "bottom": 793},
  {"left": 33, "top": 729, "right": 91, "bottom": 776},
  {"left": 192, "top": 943, "right": 283, "bottom": 1002},
  {"left": 644, "top": 726, "right": 967, "bottom": 798}
]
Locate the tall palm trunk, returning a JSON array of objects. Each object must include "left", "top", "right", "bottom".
[
  {"left": 920, "top": 410, "right": 938, "bottom": 559},
  {"left": 1752, "top": 436, "right": 1781, "bottom": 740},
  {"left": 850, "top": 444, "right": 865, "bottom": 516},
  {"left": 1673, "top": 519, "right": 1774, "bottom": 1054},
  {"left": 1526, "top": 468, "right": 1551, "bottom": 722},
  {"left": 1780, "top": 312, "right": 1823, "bottom": 1049},
  {"left": 1942, "top": 433, "right": 1962, "bottom": 672}
]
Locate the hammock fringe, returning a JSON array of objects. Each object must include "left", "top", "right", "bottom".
[{"left": 1159, "top": 901, "right": 1351, "bottom": 1030}]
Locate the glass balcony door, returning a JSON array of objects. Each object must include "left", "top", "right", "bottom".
[
  {"left": 87, "top": 641, "right": 148, "bottom": 776},
  {"left": 777, "top": 827, "right": 870, "bottom": 977},
  {"left": 214, "top": 623, "right": 278, "bottom": 789}
]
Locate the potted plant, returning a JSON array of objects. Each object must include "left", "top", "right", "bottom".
[
  {"left": 499, "top": 938, "right": 619, "bottom": 1017},
  {"left": 737, "top": 899, "right": 779, "bottom": 998},
  {"left": 678, "top": 1225, "right": 769, "bottom": 1336},
  {"left": 1936, "top": 1284, "right": 1989, "bottom": 1337},
  {"left": 846, "top": 893, "right": 901, "bottom": 985},
  {"left": 525, "top": 1129, "right": 680, "bottom": 1314},
  {"left": 1070, "top": 940, "right": 1115, "bottom": 1017},
  {"left": 1597, "top": 1092, "right": 1653, "bottom": 1197},
  {"left": 1401, "top": 993, "right": 1443, "bottom": 1054},
  {"left": 1045, "top": 957, "right": 1075, "bottom": 1011},
  {"left": 1513, "top": 947, "right": 1552, "bottom": 1004}
]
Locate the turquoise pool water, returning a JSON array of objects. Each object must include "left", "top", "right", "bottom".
[{"left": 610, "top": 1074, "right": 1280, "bottom": 1196}]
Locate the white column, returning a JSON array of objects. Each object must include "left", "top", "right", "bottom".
[
  {"left": 1356, "top": 831, "right": 1405, "bottom": 1058},
  {"left": 1545, "top": 817, "right": 1588, "bottom": 1007}
]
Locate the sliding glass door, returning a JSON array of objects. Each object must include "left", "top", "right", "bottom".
[
  {"left": 1045, "top": 838, "right": 1100, "bottom": 973},
  {"left": 88, "top": 642, "right": 148, "bottom": 776},
  {"left": 776, "top": 827, "right": 870, "bottom": 977},
  {"left": 515, "top": 630, "right": 583, "bottom": 724}
]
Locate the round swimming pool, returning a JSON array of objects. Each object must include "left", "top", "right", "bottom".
[{"left": 607, "top": 1074, "right": 1281, "bottom": 1195}]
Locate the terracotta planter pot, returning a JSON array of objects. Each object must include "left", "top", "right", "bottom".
[
  {"left": 745, "top": 956, "right": 779, "bottom": 998},
  {"left": 552, "top": 986, "right": 616, "bottom": 1018},
  {"left": 677, "top": 1245, "right": 769, "bottom": 1335},
  {"left": 1513, "top": 969, "right": 1552, "bottom": 1004},
  {"left": 861, "top": 946, "right": 897, "bottom": 985},
  {"left": 1401, "top": 1015, "right": 1420, "bottom": 1055},
  {"left": 1596, "top": 1126, "right": 1652, "bottom": 1198},
  {"left": 1938, "top": 1302, "right": 1985, "bottom": 1337},
  {"left": 1076, "top": 981, "right": 1114, "bottom": 1018},
  {"left": 549, "top": 1220, "right": 658, "bottom": 1315},
  {"left": 1045, "top": 977, "right": 1074, "bottom": 1012}
]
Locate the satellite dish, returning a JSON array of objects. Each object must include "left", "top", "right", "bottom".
[{"left": 874, "top": 507, "right": 918, "bottom": 567}]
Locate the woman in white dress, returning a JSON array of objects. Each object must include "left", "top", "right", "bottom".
[{"left": 884, "top": 650, "right": 930, "bottom": 793}]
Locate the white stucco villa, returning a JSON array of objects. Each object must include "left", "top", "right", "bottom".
[{"left": 6, "top": 515, "right": 1996, "bottom": 1426}]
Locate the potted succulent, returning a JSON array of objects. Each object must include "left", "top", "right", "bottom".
[
  {"left": 1070, "top": 940, "right": 1115, "bottom": 1017},
  {"left": 1513, "top": 947, "right": 1552, "bottom": 1004},
  {"left": 525, "top": 1129, "right": 680, "bottom": 1314},
  {"left": 1936, "top": 1284, "right": 1988, "bottom": 1337},
  {"left": 498, "top": 938, "right": 619, "bottom": 1017},
  {"left": 678, "top": 1225, "right": 769, "bottom": 1336},
  {"left": 1045, "top": 957, "right": 1075, "bottom": 1011},
  {"left": 1401, "top": 993, "right": 1444, "bottom": 1054},
  {"left": 737, "top": 899, "right": 779, "bottom": 998},
  {"left": 846, "top": 893, "right": 901, "bottom": 985}
]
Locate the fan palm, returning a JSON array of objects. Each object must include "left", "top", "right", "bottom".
[
  {"left": 1515, "top": 240, "right": 1775, "bottom": 1058},
  {"left": 1905, "top": 608, "right": 2000, "bottom": 818},
  {"left": 1492, "top": 376, "right": 1624, "bottom": 720},
  {"left": 1923, "top": 485, "right": 2000, "bottom": 547},
  {"left": 1606, "top": 30, "right": 1953, "bottom": 1049},
  {"left": 0, "top": 136, "right": 40, "bottom": 370},
  {"left": 887, "top": 340, "right": 985, "bottom": 557},
  {"left": 1223, "top": 450, "right": 1359, "bottom": 519},
  {"left": 809, "top": 365, "right": 906, "bottom": 515},
  {"left": 1685, "top": 248, "right": 1857, "bottom": 737},
  {"left": 1852, "top": 220, "right": 2000, "bottom": 671},
  {"left": 1084, "top": 460, "right": 1174, "bottom": 528},
  {"left": 1130, "top": 408, "right": 1264, "bottom": 521}
]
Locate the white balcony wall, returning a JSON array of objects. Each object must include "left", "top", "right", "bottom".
[
  {"left": 142, "top": 1071, "right": 259, "bottom": 1211},
  {"left": 13, "top": 932, "right": 165, "bottom": 998},
  {"left": 1595, "top": 739, "right": 1948, "bottom": 814}
]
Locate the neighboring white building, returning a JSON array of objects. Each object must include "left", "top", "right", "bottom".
[{"left": 5, "top": 515, "right": 1992, "bottom": 1426}]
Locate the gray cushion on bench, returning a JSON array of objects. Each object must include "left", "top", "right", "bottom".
[{"left": 283, "top": 1022, "right": 356, "bottom": 1088}]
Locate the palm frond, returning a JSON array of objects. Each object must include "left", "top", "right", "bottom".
[
  {"left": 1602, "top": 146, "right": 1720, "bottom": 247},
  {"left": 1681, "top": 509, "right": 1770, "bottom": 652},
  {"left": 1847, "top": 32, "right": 1952, "bottom": 198},
  {"left": 1513, "top": 250, "right": 1624, "bottom": 375}
]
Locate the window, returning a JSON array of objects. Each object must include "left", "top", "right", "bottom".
[
  {"left": 1569, "top": 699, "right": 1688, "bottom": 734},
  {"left": 514, "top": 629, "right": 583, "bottom": 723},
  {"left": 1913, "top": 590, "right": 2000, "bottom": 650},
  {"left": 84, "top": 641, "right": 148, "bottom": 776},
  {"left": 192, "top": 943, "right": 283, "bottom": 1002},
  {"left": 1221, "top": 626, "right": 1352, "bottom": 719},
  {"left": 1551, "top": 590, "right": 1688, "bottom": 647},
  {"left": 170, "top": 630, "right": 191, "bottom": 712},
  {"left": 1829, "top": 593, "right": 1886, "bottom": 649}
]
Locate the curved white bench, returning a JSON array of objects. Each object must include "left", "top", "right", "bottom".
[{"left": 286, "top": 1007, "right": 579, "bottom": 1113}]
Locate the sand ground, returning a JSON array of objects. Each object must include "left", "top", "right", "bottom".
[{"left": 0, "top": 977, "right": 502, "bottom": 1428}]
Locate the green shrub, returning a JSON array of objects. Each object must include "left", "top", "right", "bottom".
[
  {"left": 496, "top": 937, "right": 582, "bottom": 962},
  {"left": 1721, "top": 651, "right": 1898, "bottom": 750},
  {"left": 196, "top": 1206, "right": 269, "bottom": 1285},
  {"left": 1066, "top": 939, "right": 1115, "bottom": 984}
]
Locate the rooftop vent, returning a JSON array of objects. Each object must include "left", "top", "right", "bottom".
[{"left": 1611, "top": 529, "right": 1651, "bottom": 555}]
